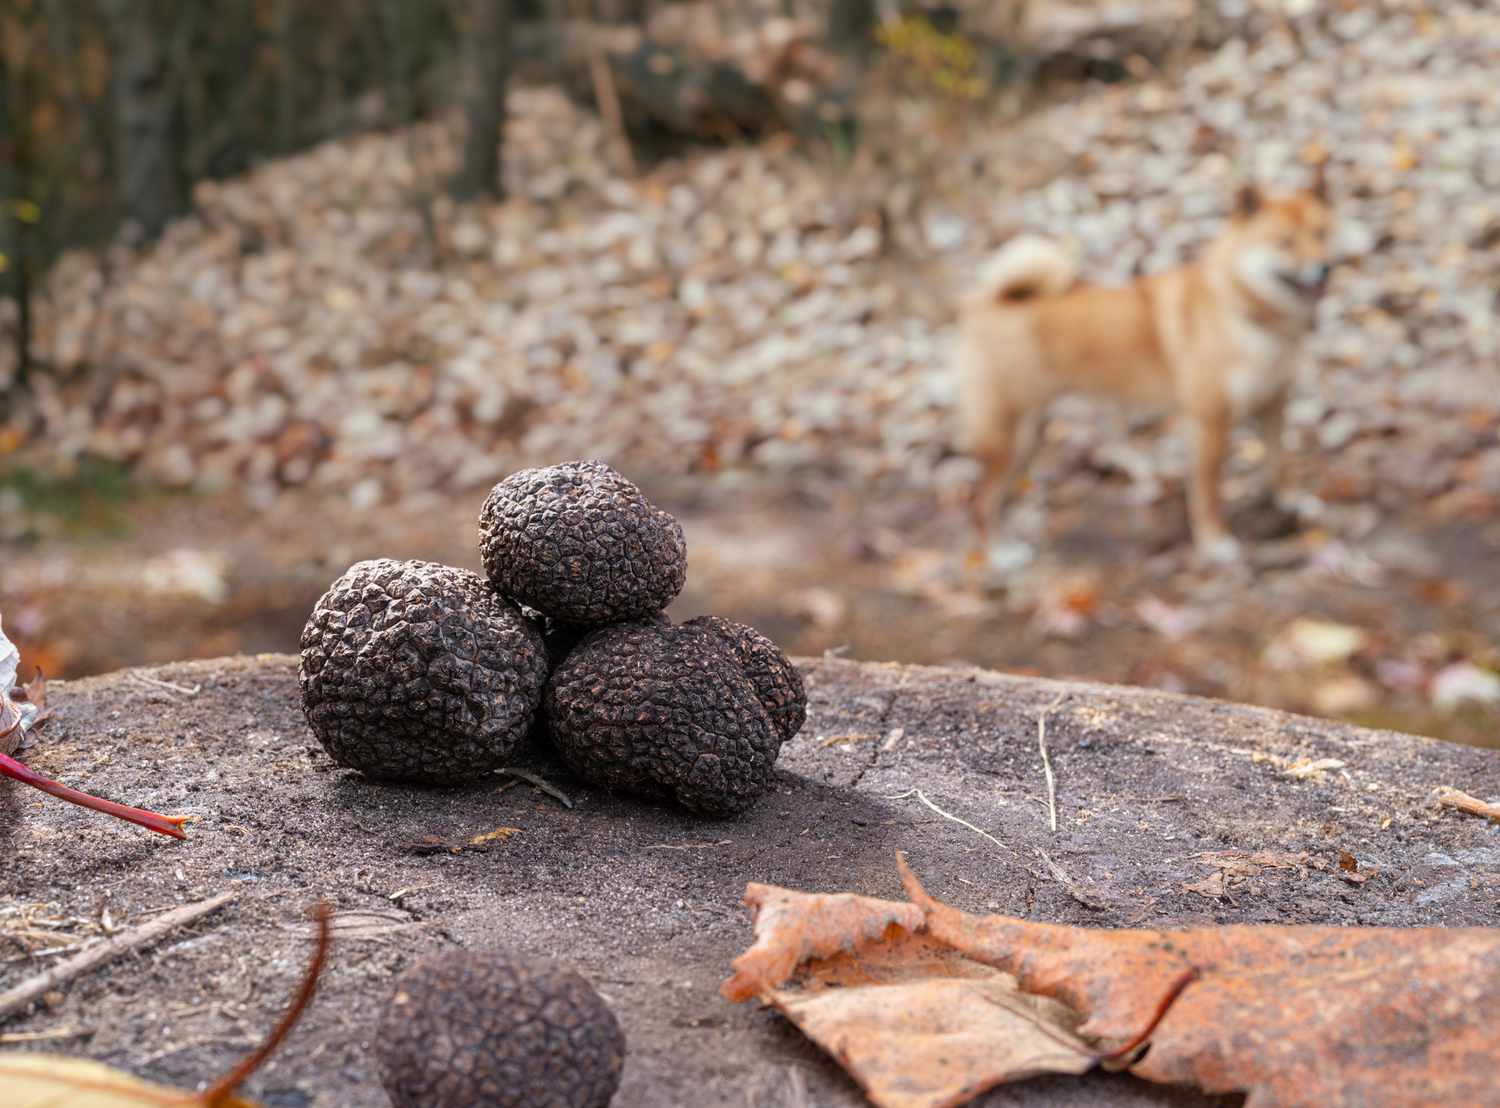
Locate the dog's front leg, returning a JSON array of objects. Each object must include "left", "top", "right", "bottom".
[
  {"left": 1187, "top": 403, "right": 1241, "bottom": 563},
  {"left": 1254, "top": 389, "right": 1319, "bottom": 522},
  {"left": 1257, "top": 390, "right": 1287, "bottom": 493}
]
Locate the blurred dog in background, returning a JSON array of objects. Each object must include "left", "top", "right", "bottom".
[{"left": 957, "top": 173, "right": 1333, "bottom": 570}]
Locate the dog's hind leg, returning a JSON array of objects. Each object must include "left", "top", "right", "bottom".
[
  {"left": 1252, "top": 388, "right": 1320, "bottom": 527},
  {"left": 966, "top": 409, "right": 1042, "bottom": 577},
  {"left": 967, "top": 446, "right": 1009, "bottom": 575}
]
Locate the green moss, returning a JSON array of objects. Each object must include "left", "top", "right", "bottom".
[
  {"left": 0, "top": 456, "right": 175, "bottom": 542},
  {"left": 1345, "top": 702, "right": 1500, "bottom": 751}
]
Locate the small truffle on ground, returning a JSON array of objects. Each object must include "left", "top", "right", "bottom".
[
  {"left": 478, "top": 460, "right": 687, "bottom": 624},
  {"left": 299, "top": 559, "right": 548, "bottom": 783},
  {"left": 545, "top": 619, "right": 798, "bottom": 816},
  {"left": 378, "top": 950, "right": 625, "bottom": 1108}
]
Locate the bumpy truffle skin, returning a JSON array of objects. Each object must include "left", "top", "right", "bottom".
[
  {"left": 378, "top": 951, "right": 624, "bottom": 1108},
  {"left": 299, "top": 559, "right": 548, "bottom": 783},
  {"left": 545, "top": 620, "right": 786, "bottom": 816},
  {"left": 543, "top": 610, "right": 669, "bottom": 674},
  {"left": 478, "top": 461, "right": 687, "bottom": 624},
  {"left": 683, "top": 616, "right": 806, "bottom": 742}
]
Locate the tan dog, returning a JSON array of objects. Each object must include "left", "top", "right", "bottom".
[{"left": 958, "top": 177, "right": 1333, "bottom": 567}]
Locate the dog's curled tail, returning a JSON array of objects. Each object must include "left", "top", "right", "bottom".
[{"left": 969, "top": 235, "right": 1077, "bottom": 304}]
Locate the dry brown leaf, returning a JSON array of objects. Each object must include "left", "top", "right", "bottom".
[
  {"left": 900, "top": 855, "right": 1500, "bottom": 1107},
  {"left": 1283, "top": 756, "right": 1346, "bottom": 781},
  {"left": 1179, "top": 871, "right": 1226, "bottom": 899},
  {"left": 468, "top": 826, "right": 522, "bottom": 847},
  {"left": 1194, "top": 849, "right": 1310, "bottom": 877},
  {"left": 721, "top": 885, "right": 1094, "bottom": 1107},
  {"left": 1187, "top": 849, "right": 1318, "bottom": 896},
  {"left": 0, "top": 1054, "right": 258, "bottom": 1107},
  {"left": 726, "top": 857, "right": 1500, "bottom": 1107},
  {"left": 721, "top": 885, "right": 924, "bottom": 1002}
]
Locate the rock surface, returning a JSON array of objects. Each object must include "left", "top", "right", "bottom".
[{"left": 1, "top": 654, "right": 1496, "bottom": 1106}]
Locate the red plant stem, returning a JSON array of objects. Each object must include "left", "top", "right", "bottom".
[
  {"left": 0, "top": 749, "right": 188, "bottom": 838},
  {"left": 199, "top": 902, "right": 333, "bottom": 1107}
]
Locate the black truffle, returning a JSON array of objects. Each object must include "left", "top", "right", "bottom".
[
  {"left": 378, "top": 950, "right": 624, "bottom": 1108},
  {"left": 683, "top": 616, "right": 806, "bottom": 742},
  {"left": 545, "top": 619, "right": 796, "bottom": 816},
  {"left": 478, "top": 461, "right": 687, "bottom": 624},
  {"left": 299, "top": 559, "right": 548, "bottom": 783}
]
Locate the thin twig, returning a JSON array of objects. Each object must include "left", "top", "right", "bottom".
[
  {"left": 127, "top": 670, "right": 202, "bottom": 698},
  {"left": 910, "top": 789, "right": 1013, "bottom": 856},
  {"left": 1037, "top": 691, "right": 1066, "bottom": 833},
  {"left": 646, "top": 840, "right": 732, "bottom": 851},
  {"left": 1, "top": 944, "right": 88, "bottom": 964},
  {"left": 1431, "top": 786, "right": 1500, "bottom": 822},
  {"left": 1036, "top": 849, "right": 1112, "bottom": 912},
  {"left": 0, "top": 1025, "right": 93, "bottom": 1043},
  {"left": 0, "top": 891, "right": 237, "bottom": 1023},
  {"left": 499, "top": 767, "right": 574, "bottom": 809}
]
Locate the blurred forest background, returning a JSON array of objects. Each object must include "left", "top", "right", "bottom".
[{"left": 3, "top": 0, "right": 1500, "bottom": 749}]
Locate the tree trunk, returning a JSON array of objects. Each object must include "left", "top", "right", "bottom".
[
  {"left": 0, "top": 27, "right": 32, "bottom": 396},
  {"left": 274, "top": 0, "right": 300, "bottom": 154},
  {"left": 826, "top": 0, "right": 877, "bottom": 63},
  {"left": 100, "top": 0, "right": 181, "bottom": 239},
  {"left": 451, "top": 0, "right": 512, "bottom": 201}
]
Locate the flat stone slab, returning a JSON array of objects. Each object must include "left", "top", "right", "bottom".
[{"left": 2, "top": 655, "right": 1496, "bottom": 1106}]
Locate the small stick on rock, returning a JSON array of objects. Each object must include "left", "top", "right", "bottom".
[
  {"left": 499, "top": 767, "right": 574, "bottom": 809},
  {"left": 646, "top": 840, "right": 732, "bottom": 851},
  {"left": 127, "top": 670, "right": 203, "bottom": 698},
  {"left": 0, "top": 891, "right": 237, "bottom": 1024},
  {"left": 1036, "top": 849, "right": 1113, "bottom": 912},
  {"left": 1037, "top": 692, "right": 1067, "bottom": 833},
  {"left": 908, "top": 788, "right": 1015, "bottom": 857},
  {"left": 0, "top": 1025, "right": 93, "bottom": 1044},
  {"left": 1431, "top": 786, "right": 1500, "bottom": 822}
]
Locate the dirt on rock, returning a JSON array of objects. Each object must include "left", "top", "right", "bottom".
[{"left": 2, "top": 654, "right": 1496, "bottom": 1106}]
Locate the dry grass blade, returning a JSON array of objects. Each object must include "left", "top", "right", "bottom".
[
  {"left": 909, "top": 789, "right": 1014, "bottom": 856},
  {"left": 0, "top": 892, "right": 238, "bottom": 1023},
  {"left": 1036, "top": 692, "right": 1066, "bottom": 833}
]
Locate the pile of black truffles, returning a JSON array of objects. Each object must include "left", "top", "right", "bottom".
[
  {"left": 299, "top": 459, "right": 806, "bottom": 816},
  {"left": 378, "top": 950, "right": 625, "bottom": 1108}
]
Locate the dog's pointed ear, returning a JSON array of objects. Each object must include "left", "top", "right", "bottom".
[{"left": 1233, "top": 183, "right": 1263, "bottom": 219}]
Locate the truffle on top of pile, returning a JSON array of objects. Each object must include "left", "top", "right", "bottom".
[{"left": 478, "top": 460, "right": 687, "bottom": 625}]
